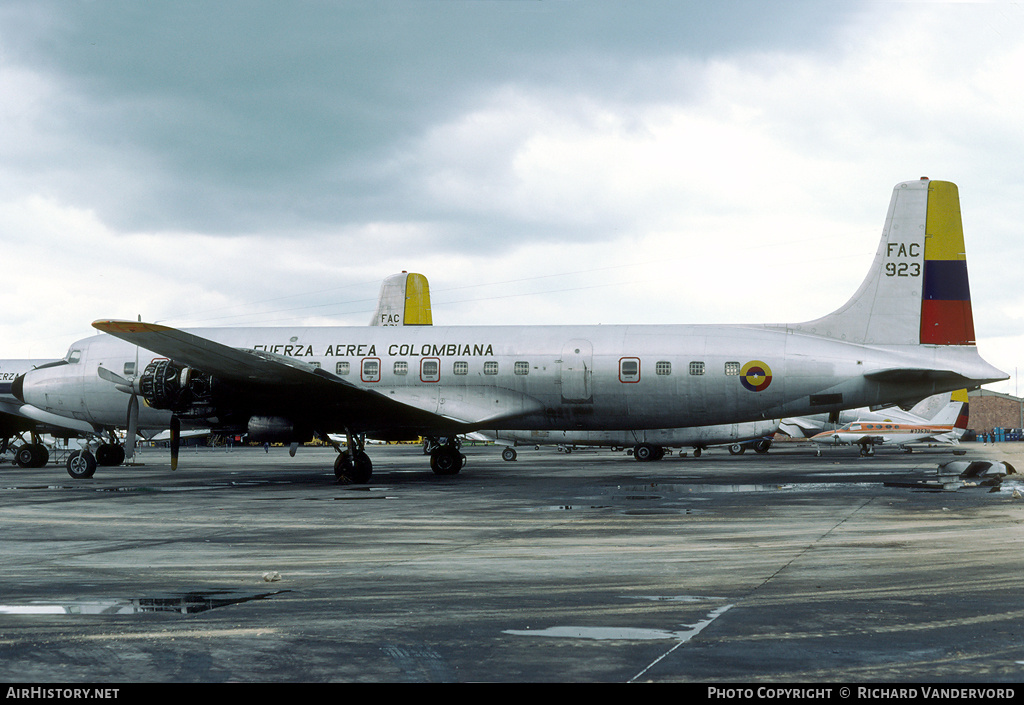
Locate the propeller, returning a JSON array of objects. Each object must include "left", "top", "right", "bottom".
[
  {"left": 170, "top": 415, "right": 180, "bottom": 471},
  {"left": 96, "top": 365, "right": 141, "bottom": 462},
  {"left": 98, "top": 315, "right": 146, "bottom": 463}
]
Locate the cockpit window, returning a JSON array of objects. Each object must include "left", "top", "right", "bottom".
[{"left": 66, "top": 349, "right": 82, "bottom": 364}]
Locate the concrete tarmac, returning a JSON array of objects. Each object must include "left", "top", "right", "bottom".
[{"left": 2, "top": 440, "right": 1024, "bottom": 683}]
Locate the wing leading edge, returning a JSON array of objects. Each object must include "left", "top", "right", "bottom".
[{"left": 90, "top": 320, "right": 541, "bottom": 433}]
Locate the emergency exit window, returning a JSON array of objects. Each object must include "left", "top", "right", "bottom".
[
  {"left": 421, "top": 358, "right": 440, "bottom": 383},
  {"left": 619, "top": 357, "right": 640, "bottom": 383},
  {"left": 361, "top": 358, "right": 380, "bottom": 383}
]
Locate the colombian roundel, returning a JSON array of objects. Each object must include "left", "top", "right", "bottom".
[{"left": 740, "top": 360, "right": 772, "bottom": 392}]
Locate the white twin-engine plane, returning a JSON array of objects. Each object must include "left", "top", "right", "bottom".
[{"left": 12, "top": 179, "right": 1007, "bottom": 482}]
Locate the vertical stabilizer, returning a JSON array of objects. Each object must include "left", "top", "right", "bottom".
[
  {"left": 790, "top": 179, "right": 976, "bottom": 346},
  {"left": 371, "top": 272, "right": 433, "bottom": 326},
  {"left": 951, "top": 388, "right": 970, "bottom": 431}
]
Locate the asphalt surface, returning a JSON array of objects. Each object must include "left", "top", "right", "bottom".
[{"left": 2, "top": 440, "right": 1024, "bottom": 684}]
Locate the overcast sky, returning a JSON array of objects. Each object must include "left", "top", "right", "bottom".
[{"left": 3, "top": 1, "right": 1023, "bottom": 395}]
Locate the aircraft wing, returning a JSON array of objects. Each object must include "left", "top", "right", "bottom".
[
  {"left": 778, "top": 416, "right": 824, "bottom": 437},
  {"left": 93, "top": 320, "right": 330, "bottom": 387},
  {"left": 91, "top": 320, "right": 541, "bottom": 433}
]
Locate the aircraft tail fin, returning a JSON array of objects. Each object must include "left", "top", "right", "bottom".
[
  {"left": 370, "top": 272, "right": 433, "bottom": 326},
  {"left": 922, "top": 389, "right": 969, "bottom": 426},
  {"left": 952, "top": 388, "right": 970, "bottom": 430},
  {"left": 790, "top": 179, "right": 975, "bottom": 346}
]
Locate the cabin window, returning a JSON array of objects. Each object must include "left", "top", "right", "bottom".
[
  {"left": 656, "top": 361, "right": 672, "bottom": 376},
  {"left": 484, "top": 361, "right": 499, "bottom": 375},
  {"left": 393, "top": 361, "right": 408, "bottom": 376},
  {"left": 123, "top": 362, "right": 136, "bottom": 377},
  {"left": 421, "top": 358, "right": 440, "bottom": 383},
  {"left": 361, "top": 358, "right": 380, "bottom": 383},
  {"left": 453, "top": 361, "right": 469, "bottom": 375},
  {"left": 619, "top": 357, "right": 640, "bottom": 383},
  {"left": 336, "top": 361, "right": 350, "bottom": 375},
  {"left": 514, "top": 361, "right": 529, "bottom": 375},
  {"left": 689, "top": 361, "right": 705, "bottom": 376},
  {"left": 725, "top": 361, "right": 740, "bottom": 376}
]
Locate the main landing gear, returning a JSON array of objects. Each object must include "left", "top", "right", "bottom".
[
  {"left": 331, "top": 431, "right": 373, "bottom": 484},
  {"left": 329, "top": 433, "right": 466, "bottom": 484},
  {"left": 425, "top": 437, "right": 465, "bottom": 476},
  {"left": 632, "top": 443, "right": 665, "bottom": 462},
  {"left": 5, "top": 433, "right": 50, "bottom": 468},
  {"left": 727, "top": 439, "right": 772, "bottom": 455}
]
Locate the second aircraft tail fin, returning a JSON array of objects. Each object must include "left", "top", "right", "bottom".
[{"left": 371, "top": 272, "right": 433, "bottom": 326}]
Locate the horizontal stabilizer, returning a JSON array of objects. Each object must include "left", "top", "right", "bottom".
[{"left": 864, "top": 368, "right": 984, "bottom": 385}]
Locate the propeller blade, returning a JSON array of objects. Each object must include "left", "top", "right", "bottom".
[
  {"left": 97, "top": 365, "right": 129, "bottom": 386},
  {"left": 124, "top": 394, "right": 139, "bottom": 462},
  {"left": 170, "top": 415, "right": 180, "bottom": 471},
  {"left": 97, "top": 365, "right": 138, "bottom": 395}
]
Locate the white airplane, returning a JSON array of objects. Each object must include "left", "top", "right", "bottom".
[
  {"left": 486, "top": 422, "right": 780, "bottom": 461},
  {"left": 2, "top": 358, "right": 98, "bottom": 467},
  {"left": 778, "top": 389, "right": 967, "bottom": 440},
  {"left": 384, "top": 273, "right": 784, "bottom": 461},
  {"left": 809, "top": 389, "right": 969, "bottom": 456},
  {"left": 3, "top": 272, "right": 430, "bottom": 478},
  {"left": 12, "top": 179, "right": 1007, "bottom": 484}
]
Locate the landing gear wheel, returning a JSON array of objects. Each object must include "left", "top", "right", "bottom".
[
  {"left": 694, "top": 447, "right": 703, "bottom": 458},
  {"left": 431, "top": 447, "right": 463, "bottom": 475},
  {"left": 334, "top": 451, "right": 372, "bottom": 484},
  {"left": 66, "top": 450, "right": 97, "bottom": 479},
  {"left": 728, "top": 443, "right": 746, "bottom": 455},
  {"left": 96, "top": 443, "right": 126, "bottom": 466},
  {"left": 502, "top": 447, "right": 517, "bottom": 461},
  {"left": 633, "top": 443, "right": 655, "bottom": 462},
  {"left": 753, "top": 440, "right": 772, "bottom": 454},
  {"left": 15, "top": 444, "right": 47, "bottom": 468}
]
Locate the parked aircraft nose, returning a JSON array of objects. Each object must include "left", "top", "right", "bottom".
[{"left": 11, "top": 373, "right": 25, "bottom": 403}]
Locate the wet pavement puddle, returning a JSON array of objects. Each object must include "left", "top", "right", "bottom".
[{"left": 0, "top": 589, "right": 288, "bottom": 615}]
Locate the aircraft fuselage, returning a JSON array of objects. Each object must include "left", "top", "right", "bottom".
[{"left": 17, "top": 322, "right": 996, "bottom": 439}]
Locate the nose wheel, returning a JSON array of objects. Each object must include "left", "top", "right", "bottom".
[{"left": 66, "top": 450, "right": 97, "bottom": 479}]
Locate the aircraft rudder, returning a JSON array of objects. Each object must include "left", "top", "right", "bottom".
[
  {"left": 403, "top": 272, "right": 433, "bottom": 326},
  {"left": 951, "top": 388, "right": 970, "bottom": 430},
  {"left": 920, "top": 180, "right": 976, "bottom": 345},
  {"left": 370, "top": 272, "right": 433, "bottom": 326}
]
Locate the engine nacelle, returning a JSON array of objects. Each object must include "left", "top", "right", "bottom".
[
  {"left": 139, "top": 359, "right": 218, "bottom": 419},
  {"left": 247, "top": 416, "right": 313, "bottom": 444}
]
